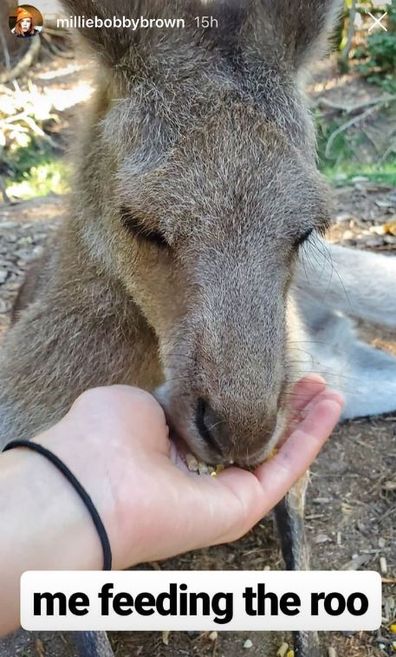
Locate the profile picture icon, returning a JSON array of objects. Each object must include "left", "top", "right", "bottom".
[{"left": 9, "top": 5, "right": 43, "bottom": 38}]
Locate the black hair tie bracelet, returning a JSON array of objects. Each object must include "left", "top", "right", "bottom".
[{"left": 2, "top": 440, "right": 112, "bottom": 571}]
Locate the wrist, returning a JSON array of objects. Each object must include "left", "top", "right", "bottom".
[
  {"left": 36, "top": 419, "right": 133, "bottom": 570},
  {"left": 0, "top": 444, "right": 103, "bottom": 635},
  {"left": 1, "top": 444, "right": 103, "bottom": 570}
]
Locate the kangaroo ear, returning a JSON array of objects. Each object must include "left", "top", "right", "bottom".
[
  {"left": 60, "top": 0, "right": 342, "bottom": 71},
  {"left": 59, "top": 0, "right": 138, "bottom": 65},
  {"left": 59, "top": 0, "right": 228, "bottom": 67},
  {"left": 248, "top": 0, "right": 343, "bottom": 70}
]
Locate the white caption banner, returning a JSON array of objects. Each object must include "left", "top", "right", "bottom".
[{"left": 21, "top": 570, "right": 381, "bottom": 632}]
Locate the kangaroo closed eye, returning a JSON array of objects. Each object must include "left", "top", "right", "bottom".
[
  {"left": 294, "top": 228, "right": 314, "bottom": 248},
  {"left": 120, "top": 207, "right": 169, "bottom": 249}
]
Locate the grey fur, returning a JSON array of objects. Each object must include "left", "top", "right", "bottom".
[{"left": 2, "top": 3, "right": 395, "bottom": 657}]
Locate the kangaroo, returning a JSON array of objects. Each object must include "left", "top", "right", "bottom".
[{"left": 1, "top": 1, "right": 396, "bottom": 656}]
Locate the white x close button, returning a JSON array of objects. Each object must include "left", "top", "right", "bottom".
[{"left": 367, "top": 10, "right": 388, "bottom": 32}]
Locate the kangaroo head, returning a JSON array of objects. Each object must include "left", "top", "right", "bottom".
[{"left": 65, "top": 0, "right": 340, "bottom": 466}]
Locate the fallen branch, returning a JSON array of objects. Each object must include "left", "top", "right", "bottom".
[
  {"left": 0, "top": 111, "right": 58, "bottom": 150},
  {"left": 316, "top": 94, "right": 396, "bottom": 115},
  {"left": 0, "top": 83, "right": 17, "bottom": 96},
  {"left": 325, "top": 105, "right": 378, "bottom": 159},
  {"left": 41, "top": 32, "right": 74, "bottom": 59},
  {"left": 325, "top": 96, "right": 396, "bottom": 159},
  {"left": 0, "top": 35, "right": 40, "bottom": 84},
  {"left": 379, "top": 135, "right": 396, "bottom": 163},
  {"left": 23, "top": 114, "right": 58, "bottom": 149}
]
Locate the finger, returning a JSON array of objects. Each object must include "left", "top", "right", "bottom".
[
  {"left": 286, "top": 374, "right": 327, "bottom": 415},
  {"left": 255, "top": 394, "right": 343, "bottom": 497},
  {"left": 179, "top": 466, "right": 264, "bottom": 547},
  {"left": 302, "top": 387, "right": 344, "bottom": 416},
  {"left": 280, "top": 378, "right": 343, "bottom": 445}
]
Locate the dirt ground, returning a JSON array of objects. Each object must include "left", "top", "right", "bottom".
[{"left": 0, "top": 50, "right": 395, "bottom": 657}]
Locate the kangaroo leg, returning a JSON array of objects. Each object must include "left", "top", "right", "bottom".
[
  {"left": 72, "top": 631, "right": 115, "bottom": 657},
  {"left": 275, "top": 473, "right": 320, "bottom": 657}
]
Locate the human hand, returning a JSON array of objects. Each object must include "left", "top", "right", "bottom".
[{"left": 36, "top": 375, "right": 343, "bottom": 569}]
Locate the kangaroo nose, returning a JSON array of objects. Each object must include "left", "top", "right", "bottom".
[
  {"left": 196, "top": 398, "right": 229, "bottom": 459},
  {"left": 195, "top": 396, "right": 279, "bottom": 466}
]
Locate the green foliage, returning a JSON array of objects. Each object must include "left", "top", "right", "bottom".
[
  {"left": 366, "top": 32, "right": 396, "bottom": 75},
  {"left": 315, "top": 110, "right": 358, "bottom": 168},
  {"left": 322, "top": 162, "right": 396, "bottom": 187},
  {"left": 314, "top": 107, "right": 396, "bottom": 188},
  {"left": 355, "top": 4, "right": 396, "bottom": 91},
  {"left": 0, "top": 83, "right": 71, "bottom": 200},
  {"left": 6, "top": 161, "right": 70, "bottom": 200},
  {"left": 5, "top": 136, "right": 49, "bottom": 178},
  {"left": 4, "top": 138, "right": 70, "bottom": 200}
]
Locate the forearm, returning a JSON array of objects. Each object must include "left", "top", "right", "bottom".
[
  {"left": 0, "top": 388, "right": 168, "bottom": 638},
  {"left": 0, "top": 445, "right": 103, "bottom": 636}
]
